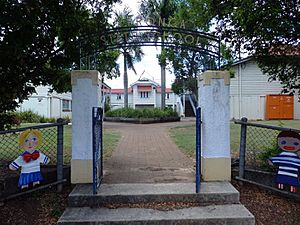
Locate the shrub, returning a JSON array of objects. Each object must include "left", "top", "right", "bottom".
[
  {"left": 0, "top": 113, "right": 21, "bottom": 130},
  {"left": 11, "top": 110, "right": 66, "bottom": 124},
  {"left": 257, "top": 140, "right": 281, "bottom": 171},
  {"left": 105, "top": 107, "right": 178, "bottom": 118},
  {"left": 14, "top": 110, "right": 41, "bottom": 123},
  {"left": 61, "top": 116, "right": 71, "bottom": 123}
]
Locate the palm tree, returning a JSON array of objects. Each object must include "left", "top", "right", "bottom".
[
  {"left": 116, "top": 9, "right": 144, "bottom": 108},
  {"left": 139, "top": 0, "right": 178, "bottom": 109}
]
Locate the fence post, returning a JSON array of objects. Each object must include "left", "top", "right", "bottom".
[
  {"left": 56, "top": 118, "right": 64, "bottom": 192},
  {"left": 239, "top": 117, "right": 248, "bottom": 179}
]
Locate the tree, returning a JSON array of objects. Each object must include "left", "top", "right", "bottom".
[
  {"left": 187, "top": 0, "right": 300, "bottom": 94},
  {"left": 164, "top": 0, "right": 232, "bottom": 96},
  {"left": 115, "top": 8, "right": 144, "bottom": 108},
  {"left": 0, "top": 0, "right": 119, "bottom": 116},
  {"left": 139, "top": 0, "right": 178, "bottom": 109}
]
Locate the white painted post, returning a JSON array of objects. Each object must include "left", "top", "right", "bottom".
[
  {"left": 71, "top": 70, "right": 101, "bottom": 183},
  {"left": 198, "top": 70, "right": 231, "bottom": 181}
]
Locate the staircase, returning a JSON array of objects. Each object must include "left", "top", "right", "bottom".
[
  {"left": 185, "top": 100, "right": 195, "bottom": 117},
  {"left": 58, "top": 182, "right": 255, "bottom": 225}
]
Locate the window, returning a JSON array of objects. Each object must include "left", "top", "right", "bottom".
[
  {"left": 140, "top": 91, "right": 149, "bottom": 98},
  {"left": 62, "top": 99, "right": 71, "bottom": 112},
  {"left": 166, "top": 93, "right": 170, "bottom": 99},
  {"left": 117, "top": 94, "right": 122, "bottom": 100}
]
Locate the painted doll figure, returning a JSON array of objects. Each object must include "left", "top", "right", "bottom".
[
  {"left": 9, "top": 129, "right": 50, "bottom": 190},
  {"left": 269, "top": 131, "right": 300, "bottom": 193}
]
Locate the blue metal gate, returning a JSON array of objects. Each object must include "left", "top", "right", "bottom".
[
  {"left": 195, "top": 107, "right": 202, "bottom": 193},
  {"left": 92, "top": 107, "right": 103, "bottom": 194}
]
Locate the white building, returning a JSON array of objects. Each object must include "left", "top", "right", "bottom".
[
  {"left": 107, "top": 78, "right": 179, "bottom": 110},
  {"left": 18, "top": 86, "right": 72, "bottom": 118},
  {"left": 230, "top": 57, "right": 300, "bottom": 120}
]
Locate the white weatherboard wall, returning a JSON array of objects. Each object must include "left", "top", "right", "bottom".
[
  {"left": 230, "top": 60, "right": 300, "bottom": 120},
  {"left": 198, "top": 70, "right": 231, "bottom": 181},
  {"left": 71, "top": 70, "right": 101, "bottom": 183},
  {"left": 18, "top": 85, "right": 72, "bottom": 118}
]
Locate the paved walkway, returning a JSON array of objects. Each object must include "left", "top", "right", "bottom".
[{"left": 103, "top": 118, "right": 196, "bottom": 183}]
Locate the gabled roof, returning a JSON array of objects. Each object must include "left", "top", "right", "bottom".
[
  {"left": 231, "top": 45, "right": 300, "bottom": 67},
  {"left": 130, "top": 77, "right": 160, "bottom": 87},
  {"left": 231, "top": 56, "right": 253, "bottom": 66}
]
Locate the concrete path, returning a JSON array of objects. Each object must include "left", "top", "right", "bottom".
[{"left": 103, "top": 118, "right": 196, "bottom": 183}]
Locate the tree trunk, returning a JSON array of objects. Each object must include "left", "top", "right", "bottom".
[
  {"left": 161, "top": 61, "right": 166, "bottom": 109},
  {"left": 160, "top": 36, "right": 166, "bottom": 109},
  {"left": 124, "top": 53, "right": 128, "bottom": 108}
]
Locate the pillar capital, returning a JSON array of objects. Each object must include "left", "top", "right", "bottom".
[
  {"left": 198, "top": 70, "right": 230, "bottom": 86},
  {"left": 71, "top": 70, "right": 101, "bottom": 86}
]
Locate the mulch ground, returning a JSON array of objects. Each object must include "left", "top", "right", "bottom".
[
  {"left": 232, "top": 180, "right": 300, "bottom": 225},
  {"left": 0, "top": 181, "right": 299, "bottom": 225}
]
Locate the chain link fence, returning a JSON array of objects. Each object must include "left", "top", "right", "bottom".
[
  {"left": 245, "top": 126, "right": 280, "bottom": 170},
  {"left": 0, "top": 122, "right": 71, "bottom": 166},
  {"left": 0, "top": 121, "right": 70, "bottom": 199},
  {"left": 235, "top": 118, "right": 300, "bottom": 199}
]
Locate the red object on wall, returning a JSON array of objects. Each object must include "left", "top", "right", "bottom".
[{"left": 266, "top": 95, "right": 294, "bottom": 120}]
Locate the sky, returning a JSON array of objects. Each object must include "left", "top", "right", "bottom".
[{"left": 104, "top": 1, "right": 175, "bottom": 89}]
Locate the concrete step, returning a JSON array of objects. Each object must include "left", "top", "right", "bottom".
[
  {"left": 58, "top": 204, "right": 255, "bottom": 225},
  {"left": 68, "top": 182, "right": 240, "bottom": 207}
]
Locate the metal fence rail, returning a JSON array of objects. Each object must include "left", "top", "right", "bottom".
[
  {"left": 0, "top": 121, "right": 70, "bottom": 165},
  {"left": 234, "top": 117, "right": 300, "bottom": 199},
  {"left": 0, "top": 120, "right": 69, "bottom": 200}
]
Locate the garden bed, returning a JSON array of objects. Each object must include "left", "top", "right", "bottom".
[
  {"left": 104, "top": 116, "right": 180, "bottom": 124},
  {"left": 104, "top": 108, "right": 180, "bottom": 124}
]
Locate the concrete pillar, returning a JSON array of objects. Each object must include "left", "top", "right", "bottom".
[
  {"left": 198, "top": 70, "right": 231, "bottom": 181},
  {"left": 71, "top": 70, "right": 101, "bottom": 183}
]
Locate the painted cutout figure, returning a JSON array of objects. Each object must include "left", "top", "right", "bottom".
[
  {"left": 9, "top": 129, "right": 50, "bottom": 190},
  {"left": 269, "top": 131, "right": 300, "bottom": 193}
]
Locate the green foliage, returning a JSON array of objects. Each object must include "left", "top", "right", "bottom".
[
  {"left": 187, "top": 0, "right": 300, "bottom": 94},
  {"left": 105, "top": 108, "right": 178, "bottom": 118},
  {"left": 115, "top": 8, "right": 144, "bottom": 108},
  {"left": 0, "top": 110, "right": 68, "bottom": 130},
  {"left": 139, "top": 0, "right": 178, "bottom": 108},
  {"left": 14, "top": 110, "right": 41, "bottom": 123},
  {"left": 104, "top": 96, "right": 111, "bottom": 113},
  {"left": 0, "top": 113, "right": 21, "bottom": 131},
  {"left": 257, "top": 141, "right": 281, "bottom": 172},
  {"left": 162, "top": 1, "right": 234, "bottom": 96},
  {"left": 12, "top": 110, "right": 60, "bottom": 124},
  {"left": 0, "top": 0, "right": 120, "bottom": 115},
  {"left": 139, "top": 0, "right": 178, "bottom": 26}
]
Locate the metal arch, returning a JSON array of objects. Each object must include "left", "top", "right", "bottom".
[
  {"left": 78, "top": 25, "right": 221, "bottom": 69},
  {"left": 82, "top": 42, "right": 219, "bottom": 58},
  {"left": 79, "top": 25, "right": 220, "bottom": 42}
]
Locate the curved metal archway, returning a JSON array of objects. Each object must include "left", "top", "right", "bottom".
[{"left": 78, "top": 25, "right": 220, "bottom": 70}]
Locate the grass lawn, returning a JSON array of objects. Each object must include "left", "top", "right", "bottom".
[
  {"left": 62, "top": 125, "right": 121, "bottom": 161},
  {"left": 0, "top": 124, "right": 121, "bottom": 164},
  {"left": 169, "top": 120, "right": 300, "bottom": 157}
]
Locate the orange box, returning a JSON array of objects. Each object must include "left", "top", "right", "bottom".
[{"left": 266, "top": 95, "right": 294, "bottom": 120}]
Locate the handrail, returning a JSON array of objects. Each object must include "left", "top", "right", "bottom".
[{"left": 188, "top": 94, "right": 196, "bottom": 116}]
